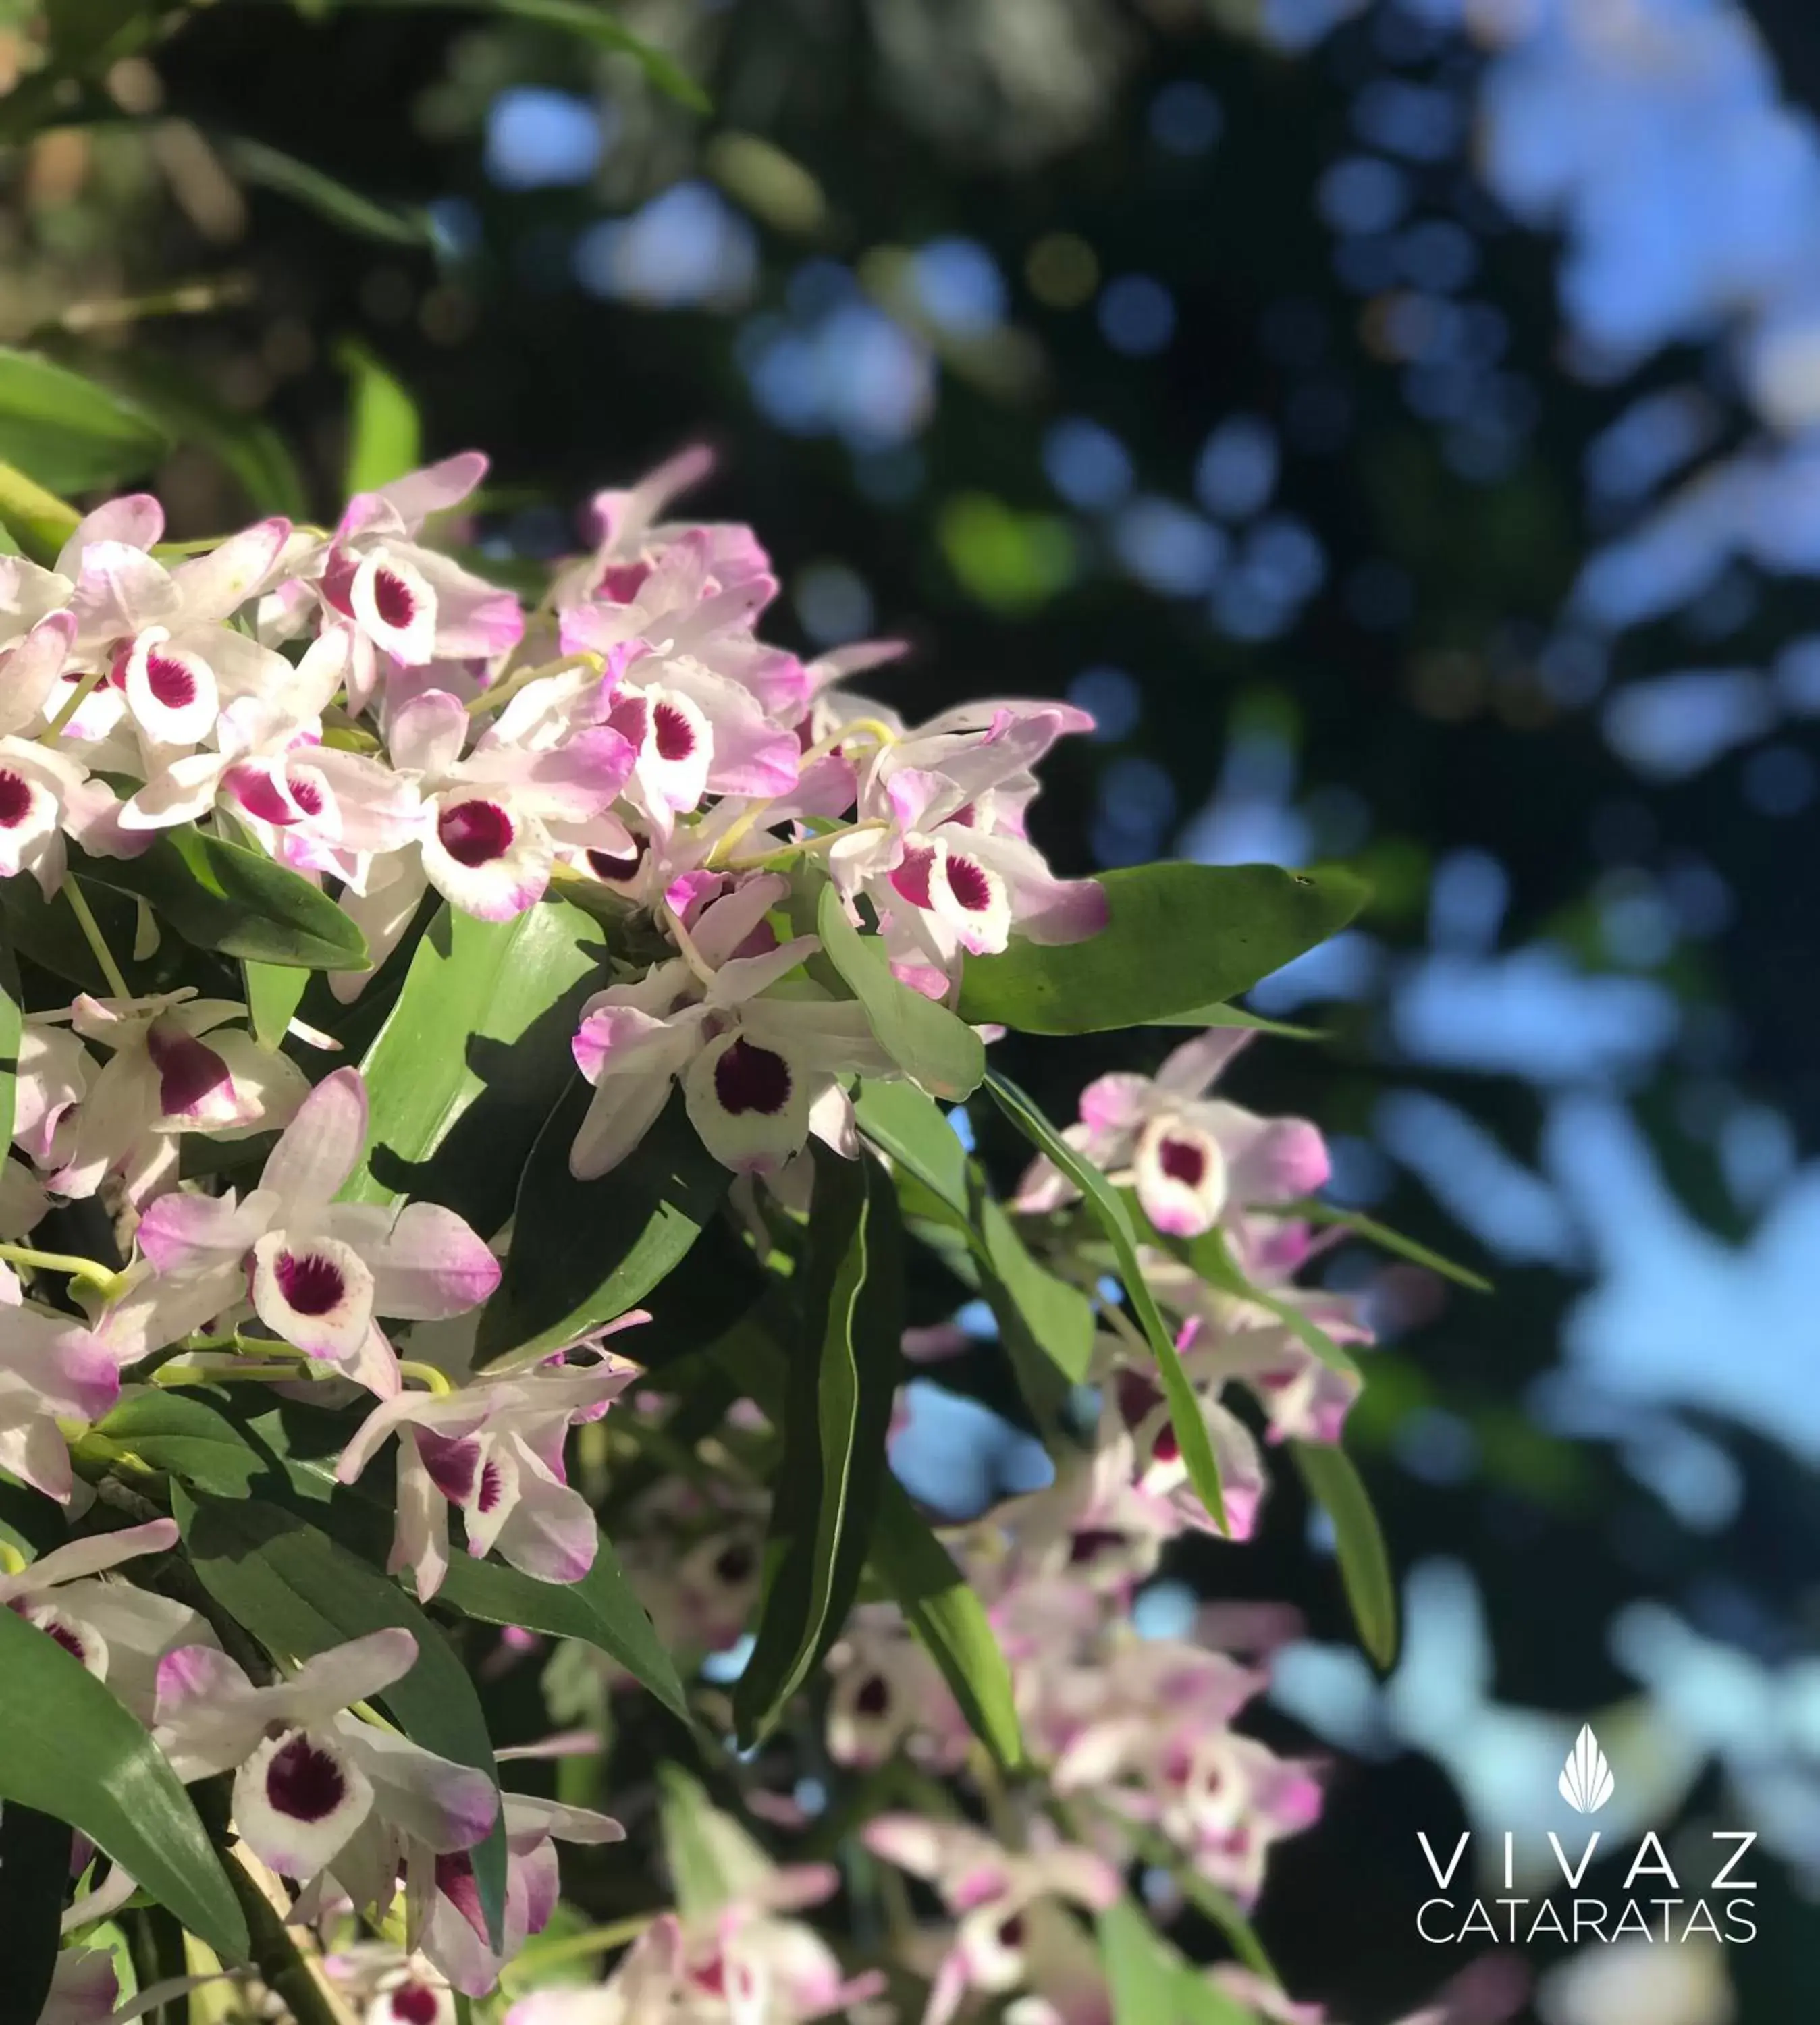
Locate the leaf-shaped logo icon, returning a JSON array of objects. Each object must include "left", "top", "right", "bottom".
[{"left": 1558, "top": 1724, "right": 1615, "bottom": 1814}]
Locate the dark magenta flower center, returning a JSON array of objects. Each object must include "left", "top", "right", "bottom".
[
  {"left": 944, "top": 855, "right": 993, "bottom": 913},
  {"left": 713, "top": 1037, "right": 792, "bottom": 1117},
  {"left": 653, "top": 701, "right": 697, "bottom": 762},
  {"left": 373, "top": 568, "right": 418, "bottom": 630},
  {"left": 146, "top": 652, "right": 197, "bottom": 709},
  {"left": 1157, "top": 1134, "right": 1208, "bottom": 1187},
  {"left": 437, "top": 799, "right": 514, "bottom": 867},
  {"left": 0, "top": 772, "right": 30, "bottom": 828},
  {"left": 265, "top": 1733, "right": 346, "bottom": 1823},
  {"left": 275, "top": 1251, "right": 347, "bottom": 1316}
]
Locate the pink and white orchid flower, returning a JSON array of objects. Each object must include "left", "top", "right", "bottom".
[
  {"left": 132, "top": 1068, "right": 499, "bottom": 1394},
  {"left": 155, "top": 1630, "right": 498, "bottom": 1888},
  {"left": 336, "top": 1334, "right": 642, "bottom": 1600}
]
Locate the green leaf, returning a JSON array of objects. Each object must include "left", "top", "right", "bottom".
[
  {"left": 244, "top": 961, "right": 309, "bottom": 1052},
  {"left": 655, "top": 1764, "right": 744, "bottom": 1920},
  {"left": 343, "top": 898, "right": 603, "bottom": 1228},
  {"left": 97, "top": 353, "right": 309, "bottom": 519},
  {"left": 1284, "top": 1199, "right": 1491, "bottom": 1293},
  {"left": 113, "top": 1388, "right": 693, "bottom": 1725},
  {"left": 956, "top": 863, "right": 1369, "bottom": 1035},
  {"left": 733, "top": 1145, "right": 903, "bottom": 1745},
  {"left": 1099, "top": 1899, "right": 1183, "bottom": 2025},
  {"left": 341, "top": 0, "right": 711, "bottom": 110},
  {"left": 437, "top": 1549, "right": 693, "bottom": 1729},
  {"left": 984, "top": 1071, "right": 1229, "bottom": 1531},
  {"left": 0, "top": 1605, "right": 248, "bottom": 1962},
  {"left": 0, "top": 1803, "right": 70, "bottom": 2025},
  {"left": 852, "top": 1079, "right": 1094, "bottom": 1418},
  {"left": 90, "top": 1388, "right": 265, "bottom": 1496},
  {"left": 705, "top": 1301, "right": 1025, "bottom": 1769},
  {"left": 1293, "top": 1440, "right": 1397, "bottom": 1669},
  {"left": 339, "top": 340, "right": 424, "bottom": 494},
  {"left": 0, "top": 456, "right": 80, "bottom": 565},
  {"left": 0, "top": 925, "right": 20, "bottom": 1151},
  {"left": 0, "top": 868, "right": 138, "bottom": 992},
  {"left": 76, "top": 830, "right": 368, "bottom": 971},
  {"left": 1148, "top": 1004, "right": 1323, "bottom": 1040},
  {"left": 173, "top": 1490, "right": 508, "bottom": 1946},
  {"left": 475, "top": 1085, "right": 729, "bottom": 1367},
  {"left": 223, "top": 138, "right": 433, "bottom": 248},
  {"left": 1182, "top": 1225, "right": 1360, "bottom": 1384},
  {"left": 869, "top": 1478, "right": 1025, "bottom": 1770},
  {"left": 0, "top": 350, "right": 169, "bottom": 496},
  {"left": 1177, "top": 1968, "right": 1264, "bottom": 2025},
  {"left": 815, "top": 884, "right": 984, "bottom": 1100}
]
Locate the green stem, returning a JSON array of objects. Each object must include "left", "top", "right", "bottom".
[
  {"left": 41, "top": 663, "right": 109, "bottom": 746},
  {"left": 0, "top": 458, "right": 78, "bottom": 566},
  {"left": 726, "top": 817, "right": 888, "bottom": 873},
  {"left": 62, "top": 874, "right": 132, "bottom": 998},
  {"left": 0, "top": 1240, "right": 127, "bottom": 1299},
  {"left": 194, "top": 1786, "right": 347, "bottom": 2025},
  {"left": 502, "top": 1911, "right": 656, "bottom": 1988}
]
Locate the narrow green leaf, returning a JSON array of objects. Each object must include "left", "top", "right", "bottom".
[
  {"left": 1293, "top": 1440, "right": 1398, "bottom": 1669},
  {"left": 1183, "top": 1225, "right": 1360, "bottom": 1383},
  {"left": 816, "top": 883, "right": 984, "bottom": 1100},
  {"left": 90, "top": 1389, "right": 266, "bottom": 1496},
  {"left": 733, "top": 1145, "right": 903, "bottom": 1744},
  {"left": 0, "top": 1803, "right": 70, "bottom": 2025},
  {"left": 1177, "top": 1968, "right": 1265, "bottom": 2025},
  {"left": 475, "top": 1085, "right": 729, "bottom": 1366},
  {"left": 853, "top": 1079, "right": 1094, "bottom": 1417},
  {"left": 1099, "top": 1899, "right": 1182, "bottom": 2025},
  {"left": 957, "top": 863, "right": 1369, "bottom": 1035},
  {"left": 244, "top": 961, "right": 309, "bottom": 1052},
  {"left": 173, "top": 1490, "right": 508, "bottom": 1946},
  {"left": 0, "top": 1606, "right": 248, "bottom": 1962},
  {"left": 984, "top": 1071, "right": 1229, "bottom": 1530},
  {"left": 705, "top": 1300, "right": 1025, "bottom": 1769},
  {"left": 340, "top": 0, "right": 711, "bottom": 110},
  {"left": 437, "top": 1548, "right": 693, "bottom": 1729},
  {"left": 343, "top": 898, "right": 603, "bottom": 1228},
  {"left": 97, "top": 353, "right": 309, "bottom": 519},
  {"left": 1285, "top": 1198, "right": 1492, "bottom": 1293},
  {"left": 655, "top": 1765, "right": 741, "bottom": 1920},
  {"left": 869, "top": 1478, "right": 1025, "bottom": 1770},
  {"left": 77, "top": 830, "right": 368, "bottom": 971},
  {"left": 0, "top": 926, "right": 20, "bottom": 1150},
  {"left": 338, "top": 340, "right": 424, "bottom": 493},
  {"left": 114, "top": 1388, "right": 694, "bottom": 1725},
  {"left": 0, "top": 457, "right": 80, "bottom": 565},
  {"left": 0, "top": 350, "right": 169, "bottom": 495},
  {"left": 1146, "top": 1004, "right": 1323, "bottom": 1040},
  {"left": 225, "top": 139, "right": 433, "bottom": 248}
]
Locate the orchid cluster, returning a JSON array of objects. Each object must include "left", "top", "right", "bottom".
[{"left": 0, "top": 452, "right": 1474, "bottom": 2025}]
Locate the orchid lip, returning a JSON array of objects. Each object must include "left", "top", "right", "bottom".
[
  {"left": 265, "top": 1731, "right": 348, "bottom": 1823},
  {"left": 274, "top": 1250, "right": 348, "bottom": 1316},
  {"left": 0, "top": 771, "right": 31, "bottom": 828},
  {"left": 437, "top": 798, "right": 515, "bottom": 867},
  {"left": 712, "top": 1036, "right": 792, "bottom": 1118}
]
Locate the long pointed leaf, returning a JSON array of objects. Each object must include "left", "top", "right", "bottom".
[
  {"left": 173, "top": 1490, "right": 509, "bottom": 1947},
  {"left": 733, "top": 1144, "right": 903, "bottom": 1744},
  {"left": 476, "top": 1084, "right": 728, "bottom": 1366},
  {"left": 957, "top": 863, "right": 1368, "bottom": 1034},
  {"left": 984, "top": 1071, "right": 1228, "bottom": 1529},
  {"left": 0, "top": 1606, "right": 248, "bottom": 1962},
  {"left": 1293, "top": 1440, "right": 1398, "bottom": 1669}
]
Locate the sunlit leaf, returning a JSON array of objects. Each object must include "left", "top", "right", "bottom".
[
  {"left": 173, "top": 1488, "right": 508, "bottom": 1946},
  {"left": 0, "top": 350, "right": 169, "bottom": 496},
  {"left": 734, "top": 1144, "right": 903, "bottom": 1744},
  {"left": 957, "top": 863, "right": 1368, "bottom": 1035},
  {"left": 0, "top": 1606, "right": 248, "bottom": 1963}
]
